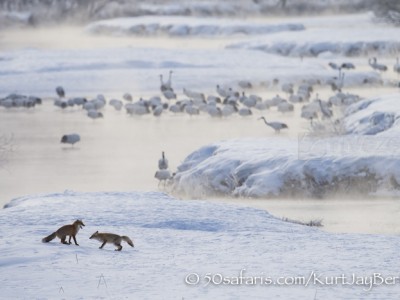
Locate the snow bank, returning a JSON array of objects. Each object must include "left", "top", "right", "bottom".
[
  {"left": 344, "top": 94, "right": 400, "bottom": 136},
  {"left": 173, "top": 137, "right": 400, "bottom": 198},
  {"left": 226, "top": 14, "right": 400, "bottom": 57},
  {"left": 0, "top": 45, "right": 382, "bottom": 97},
  {"left": 1, "top": 191, "right": 400, "bottom": 299},
  {"left": 227, "top": 39, "right": 400, "bottom": 57},
  {"left": 0, "top": 0, "right": 370, "bottom": 25},
  {"left": 0, "top": 11, "right": 33, "bottom": 28},
  {"left": 86, "top": 16, "right": 304, "bottom": 37}
]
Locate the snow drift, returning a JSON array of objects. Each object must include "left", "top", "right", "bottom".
[
  {"left": 226, "top": 14, "right": 400, "bottom": 57},
  {"left": 0, "top": 0, "right": 372, "bottom": 27},
  {"left": 173, "top": 135, "right": 400, "bottom": 198},
  {"left": 227, "top": 39, "right": 400, "bottom": 57},
  {"left": 86, "top": 16, "right": 305, "bottom": 37},
  {"left": 1, "top": 191, "right": 400, "bottom": 299},
  {"left": 344, "top": 94, "right": 400, "bottom": 136}
]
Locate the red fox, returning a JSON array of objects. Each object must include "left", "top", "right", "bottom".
[
  {"left": 90, "top": 231, "right": 134, "bottom": 251},
  {"left": 42, "top": 220, "right": 85, "bottom": 246}
]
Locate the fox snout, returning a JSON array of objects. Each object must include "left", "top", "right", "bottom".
[
  {"left": 89, "top": 231, "right": 98, "bottom": 239},
  {"left": 75, "top": 219, "right": 85, "bottom": 228}
]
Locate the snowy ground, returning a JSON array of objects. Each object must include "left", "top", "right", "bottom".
[{"left": 1, "top": 191, "right": 400, "bottom": 299}]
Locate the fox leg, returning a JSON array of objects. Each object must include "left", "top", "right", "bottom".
[
  {"left": 114, "top": 242, "right": 122, "bottom": 251},
  {"left": 67, "top": 236, "right": 72, "bottom": 245},
  {"left": 72, "top": 235, "right": 79, "bottom": 246},
  {"left": 99, "top": 241, "right": 106, "bottom": 249},
  {"left": 61, "top": 236, "right": 69, "bottom": 244}
]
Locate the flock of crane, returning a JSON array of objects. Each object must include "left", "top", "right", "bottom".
[
  {"left": 2, "top": 57, "right": 398, "bottom": 130},
  {"left": 50, "top": 56, "right": 399, "bottom": 134},
  {"left": 2, "top": 57, "right": 400, "bottom": 186}
]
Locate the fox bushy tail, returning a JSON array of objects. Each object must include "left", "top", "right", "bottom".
[
  {"left": 42, "top": 232, "right": 56, "bottom": 243},
  {"left": 121, "top": 236, "right": 134, "bottom": 247}
]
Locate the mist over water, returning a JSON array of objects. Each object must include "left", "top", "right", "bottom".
[{"left": 1, "top": 26, "right": 400, "bottom": 234}]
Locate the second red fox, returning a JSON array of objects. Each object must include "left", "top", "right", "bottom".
[{"left": 90, "top": 231, "right": 134, "bottom": 251}]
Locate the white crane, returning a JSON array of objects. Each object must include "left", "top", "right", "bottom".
[
  {"left": 329, "top": 62, "right": 355, "bottom": 70},
  {"left": 221, "top": 104, "right": 237, "bottom": 116},
  {"left": 166, "top": 70, "right": 173, "bottom": 90},
  {"left": 207, "top": 95, "right": 221, "bottom": 104},
  {"left": 87, "top": 110, "right": 104, "bottom": 119},
  {"left": 369, "top": 57, "right": 388, "bottom": 72},
  {"left": 155, "top": 169, "right": 172, "bottom": 187},
  {"left": 183, "top": 88, "right": 205, "bottom": 102},
  {"left": 317, "top": 99, "right": 333, "bottom": 119},
  {"left": 238, "top": 80, "right": 252, "bottom": 89},
  {"left": 258, "top": 116, "right": 288, "bottom": 133},
  {"left": 341, "top": 62, "right": 355, "bottom": 70},
  {"left": 330, "top": 73, "right": 345, "bottom": 92},
  {"left": 277, "top": 101, "right": 294, "bottom": 113},
  {"left": 216, "top": 85, "right": 228, "bottom": 98},
  {"left": 184, "top": 104, "right": 200, "bottom": 116},
  {"left": 156, "top": 151, "right": 171, "bottom": 187},
  {"left": 328, "top": 62, "right": 340, "bottom": 70},
  {"left": 152, "top": 105, "right": 164, "bottom": 117},
  {"left": 162, "top": 89, "right": 176, "bottom": 100},
  {"left": 238, "top": 107, "right": 252, "bottom": 116},
  {"left": 125, "top": 100, "right": 150, "bottom": 116},
  {"left": 169, "top": 103, "right": 183, "bottom": 113},
  {"left": 207, "top": 105, "right": 222, "bottom": 118},
  {"left": 109, "top": 99, "right": 123, "bottom": 111},
  {"left": 123, "top": 93, "right": 133, "bottom": 101},
  {"left": 281, "top": 83, "right": 294, "bottom": 95},
  {"left": 301, "top": 109, "right": 317, "bottom": 124}
]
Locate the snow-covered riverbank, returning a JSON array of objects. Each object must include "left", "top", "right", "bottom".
[{"left": 1, "top": 191, "right": 399, "bottom": 299}]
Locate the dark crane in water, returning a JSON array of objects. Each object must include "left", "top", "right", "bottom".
[
  {"left": 158, "top": 151, "right": 168, "bottom": 170},
  {"left": 56, "top": 86, "right": 65, "bottom": 98},
  {"left": 160, "top": 70, "right": 173, "bottom": 92},
  {"left": 369, "top": 57, "right": 387, "bottom": 72},
  {"left": 258, "top": 116, "right": 288, "bottom": 133}
]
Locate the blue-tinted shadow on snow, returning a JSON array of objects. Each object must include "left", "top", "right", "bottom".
[
  {"left": 141, "top": 219, "right": 224, "bottom": 232},
  {"left": 35, "top": 60, "right": 214, "bottom": 73}
]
